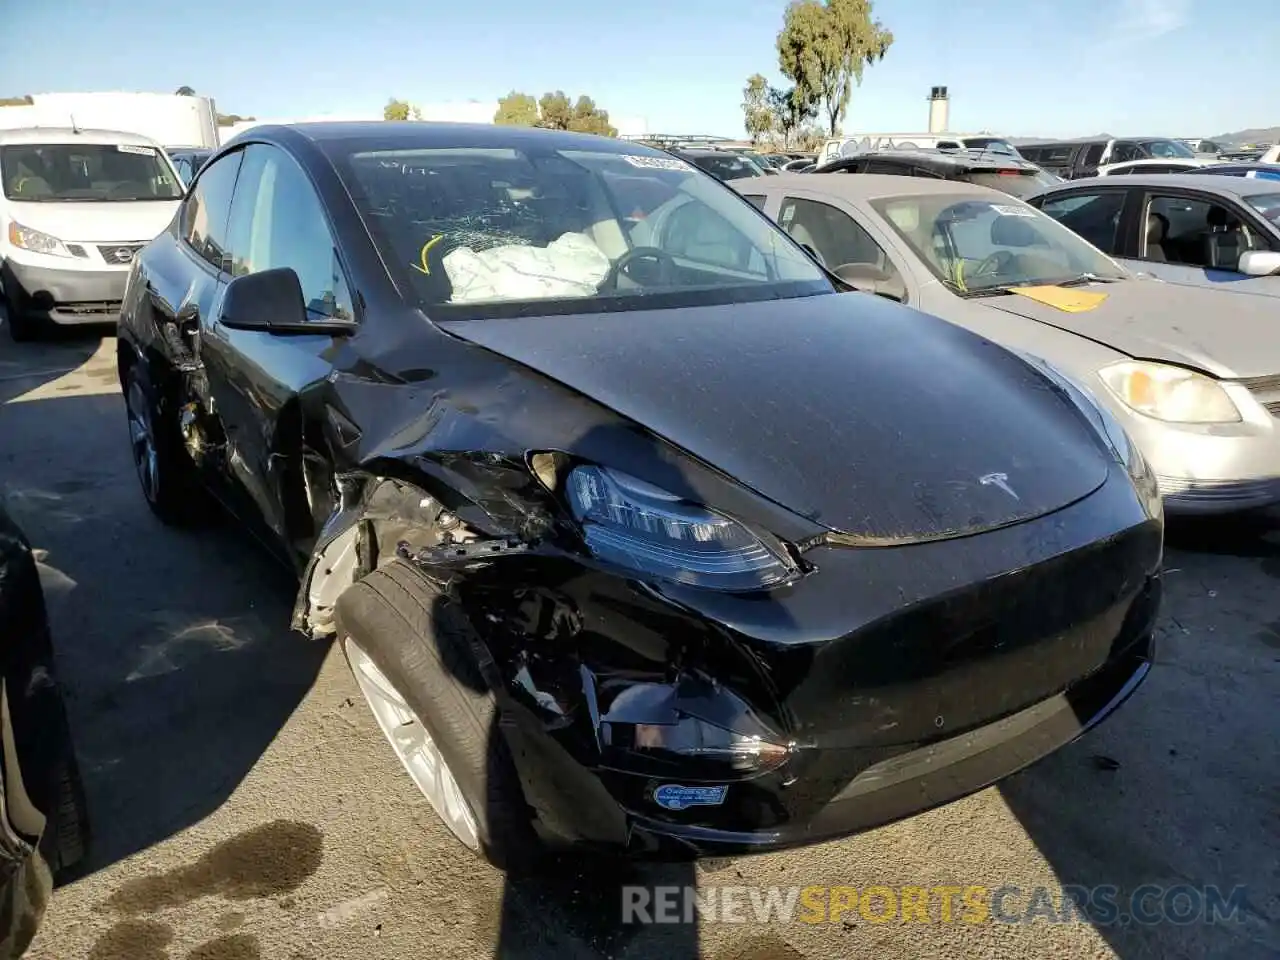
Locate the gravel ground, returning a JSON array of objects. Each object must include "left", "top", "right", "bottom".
[{"left": 0, "top": 327, "right": 1276, "bottom": 960}]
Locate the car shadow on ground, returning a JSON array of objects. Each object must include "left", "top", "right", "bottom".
[
  {"left": 0, "top": 333, "right": 330, "bottom": 877},
  {"left": 999, "top": 510, "right": 1280, "bottom": 959}
]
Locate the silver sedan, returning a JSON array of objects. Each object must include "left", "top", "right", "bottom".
[{"left": 733, "top": 173, "right": 1280, "bottom": 514}]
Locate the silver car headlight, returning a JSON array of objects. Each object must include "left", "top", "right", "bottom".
[
  {"left": 565, "top": 465, "right": 798, "bottom": 592},
  {"left": 1099, "top": 360, "right": 1241, "bottom": 424}
]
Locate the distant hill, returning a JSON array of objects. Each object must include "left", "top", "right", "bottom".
[{"left": 1212, "top": 127, "right": 1279, "bottom": 145}]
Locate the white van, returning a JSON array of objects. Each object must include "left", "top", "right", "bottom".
[
  {"left": 819, "top": 133, "right": 1021, "bottom": 166},
  {"left": 0, "top": 127, "right": 184, "bottom": 340}
]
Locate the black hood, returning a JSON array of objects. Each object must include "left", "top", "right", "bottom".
[{"left": 440, "top": 294, "right": 1111, "bottom": 542}]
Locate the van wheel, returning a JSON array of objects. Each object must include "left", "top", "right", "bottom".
[{"left": 335, "top": 560, "right": 541, "bottom": 872}]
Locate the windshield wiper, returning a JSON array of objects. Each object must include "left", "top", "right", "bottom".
[{"left": 1056, "top": 273, "right": 1122, "bottom": 287}]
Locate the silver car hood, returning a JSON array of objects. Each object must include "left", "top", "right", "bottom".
[{"left": 978, "top": 278, "right": 1280, "bottom": 379}]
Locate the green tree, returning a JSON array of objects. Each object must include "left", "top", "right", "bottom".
[
  {"left": 567, "top": 95, "right": 617, "bottom": 137},
  {"left": 494, "top": 91, "right": 539, "bottom": 126},
  {"left": 537, "top": 91, "right": 574, "bottom": 130},
  {"left": 175, "top": 85, "right": 196, "bottom": 96},
  {"left": 742, "top": 74, "right": 775, "bottom": 144},
  {"left": 777, "top": 0, "right": 894, "bottom": 137},
  {"left": 767, "top": 85, "right": 817, "bottom": 148},
  {"left": 384, "top": 98, "right": 422, "bottom": 121},
  {"left": 0, "top": 95, "right": 33, "bottom": 107}
]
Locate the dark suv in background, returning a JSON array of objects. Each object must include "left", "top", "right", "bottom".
[
  {"left": 812, "top": 148, "right": 1059, "bottom": 199},
  {"left": 1018, "top": 137, "right": 1198, "bottom": 179}
]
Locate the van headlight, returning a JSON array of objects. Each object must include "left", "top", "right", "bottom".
[
  {"left": 8, "top": 222, "right": 73, "bottom": 258},
  {"left": 565, "top": 465, "right": 798, "bottom": 592},
  {"left": 1099, "top": 360, "right": 1240, "bottom": 424}
]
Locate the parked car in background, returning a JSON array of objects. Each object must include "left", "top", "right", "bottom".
[
  {"left": 781, "top": 156, "right": 816, "bottom": 171},
  {"left": 820, "top": 133, "right": 1020, "bottom": 165},
  {"left": 813, "top": 148, "right": 1057, "bottom": 199},
  {"left": 166, "top": 147, "right": 211, "bottom": 187},
  {"left": 1187, "top": 162, "right": 1280, "bottom": 182},
  {"left": 0, "top": 502, "right": 91, "bottom": 958},
  {"left": 1096, "top": 157, "right": 1224, "bottom": 176},
  {"left": 672, "top": 148, "right": 769, "bottom": 181},
  {"left": 0, "top": 126, "right": 185, "bottom": 341},
  {"left": 1179, "top": 139, "right": 1226, "bottom": 154},
  {"left": 118, "top": 121, "right": 1164, "bottom": 867},
  {"left": 1028, "top": 174, "right": 1280, "bottom": 297},
  {"left": 734, "top": 173, "right": 1280, "bottom": 514},
  {"left": 1018, "top": 137, "right": 1197, "bottom": 180}
]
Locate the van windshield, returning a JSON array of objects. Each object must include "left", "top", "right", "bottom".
[{"left": 0, "top": 143, "right": 183, "bottom": 202}]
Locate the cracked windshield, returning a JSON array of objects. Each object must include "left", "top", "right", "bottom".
[{"left": 1, "top": 1, "right": 1277, "bottom": 959}]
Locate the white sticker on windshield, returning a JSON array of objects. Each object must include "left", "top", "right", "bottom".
[
  {"left": 991, "top": 203, "right": 1036, "bottom": 217},
  {"left": 622, "top": 154, "right": 692, "bottom": 172},
  {"left": 116, "top": 144, "right": 156, "bottom": 156}
]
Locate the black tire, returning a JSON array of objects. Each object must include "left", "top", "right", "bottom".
[
  {"left": 120, "top": 358, "right": 206, "bottom": 525},
  {"left": 4, "top": 305, "right": 40, "bottom": 343},
  {"left": 335, "top": 560, "right": 541, "bottom": 872},
  {"left": 46, "top": 742, "right": 90, "bottom": 882}
]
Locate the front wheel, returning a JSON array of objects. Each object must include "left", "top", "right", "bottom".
[
  {"left": 120, "top": 359, "right": 205, "bottom": 525},
  {"left": 334, "top": 560, "right": 541, "bottom": 871}
]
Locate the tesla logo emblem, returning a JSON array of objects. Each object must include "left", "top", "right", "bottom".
[
  {"left": 979, "top": 472, "right": 1019, "bottom": 500},
  {"left": 111, "top": 248, "right": 134, "bottom": 264}
]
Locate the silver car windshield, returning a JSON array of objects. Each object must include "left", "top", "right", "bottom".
[
  {"left": 1245, "top": 193, "right": 1280, "bottom": 224},
  {"left": 871, "top": 194, "right": 1128, "bottom": 293},
  {"left": 338, "top": 146, "right": 826, "bottom": 316}
]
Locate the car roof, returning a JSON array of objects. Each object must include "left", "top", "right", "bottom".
[
  {"left": 0, "top": 126, "right": 163, "bottom": 147},
  {"left": 1044, "top": 172, "right": 1280, "bottom": 197},
  {"left": 735, "top": 171, "right": 1012, "bottom": 202},
  {"left": 821, "top": 149, "right": 1034, "bottom": 172},
  {"left": 237, "top": 121, "right": 655, "bottom": 158}
]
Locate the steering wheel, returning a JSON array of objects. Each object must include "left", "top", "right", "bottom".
[
  {"left": 599, "top": 246, "right": 680, "bottom": 291},
  {"left": 968, "top": 250, "right": 1017, "bottom": 281}
]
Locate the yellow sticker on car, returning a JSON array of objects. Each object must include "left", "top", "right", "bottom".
[{"left": 1007, "top": 285, "right": 1109, "bottom": 313}]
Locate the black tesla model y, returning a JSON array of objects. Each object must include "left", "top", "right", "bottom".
[{"left": 116, "top": 121, "right": 1163, "bottom": 866}]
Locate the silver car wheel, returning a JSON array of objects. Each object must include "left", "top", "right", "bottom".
[
  {"left": 125, "top": 379, "right": 159, "bottom": 504},
  {"left": 344, "top": 638, "right": 481, "bottom": 850}
]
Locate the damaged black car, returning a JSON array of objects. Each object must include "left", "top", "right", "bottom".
[{"left": 115, "top": 121, "right": 1164, "bottom": 866}]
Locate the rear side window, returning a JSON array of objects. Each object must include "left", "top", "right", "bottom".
[
  {"left": 1038, "top": 146, "right": 1076, "bottom": 163},
  {"left": 1083, "top": 144, "right": 1106, "bottom": 166},
  {"left": 864, "top": 159, "right": 910, "bottom": 175},
  {"left": 740, "top": 194, "right": 767, "bottom": 210},
  {"left": 181, "top": 150, "right": 243, "bottom": 271},
  {"left": 1038, "top": 191, "right": 1126, "bottom": 253}
]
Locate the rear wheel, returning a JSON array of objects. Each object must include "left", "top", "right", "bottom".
[
  {"left": 335, "top": 560, "right": 541, "bottom": 871},
  {"left": 121, "top": 359, "right": 205, "bottom": 525}
]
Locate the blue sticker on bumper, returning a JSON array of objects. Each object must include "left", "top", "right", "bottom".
[{"left": 653, "top": 784, "right": 728, "bottom": 811}]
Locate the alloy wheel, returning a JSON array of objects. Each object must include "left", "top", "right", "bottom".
[
  {"left": 125, "top": 378, "right": 159, "bottom": 504},
  {"left": 344, "top": 638, "right": 481, "bottom": 850}
]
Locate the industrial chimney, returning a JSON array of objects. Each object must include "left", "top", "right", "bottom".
[{"left": 927, "top": 86, "right": 950, "bottom": 134}]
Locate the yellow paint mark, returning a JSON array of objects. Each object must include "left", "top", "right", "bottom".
[
  {"left": 410, "top": 234, "right": 444, "bottom": 275},
  {"left": 1007, "top": 285, "right": 1109, "bottom": 313}
]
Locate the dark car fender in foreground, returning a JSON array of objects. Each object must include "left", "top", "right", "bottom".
[{"left": 0, "top": 505, "right": 90, "bottom": 955}]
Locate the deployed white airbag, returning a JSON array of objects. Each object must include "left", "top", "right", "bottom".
[{"left": 443, "top": 232, "right": 612, "bottom": 304}]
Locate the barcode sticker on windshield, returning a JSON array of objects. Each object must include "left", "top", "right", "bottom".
[
  {"left": 991, "top": 204, "right": 1036, "bottom": 218},
  {"left": 117, "top": 144, "right": 156, "bottom": 156},
  {"left": 623, "top": 155, "right": 692, "bottom": 172}
]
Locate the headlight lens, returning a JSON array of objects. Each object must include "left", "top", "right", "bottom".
[
  {"left": 565, "top": 465, "right": 797, "bottom": 591},
  {"left": 7, "top": 221, "right": 73, "bottom": 258},
  {"left": 1099, "top": 360, "right": 1240, "bottom": 424}
]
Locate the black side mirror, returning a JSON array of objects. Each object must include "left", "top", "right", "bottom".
[{"left": 220, "top": 267, "right": 356, "bottom": 336}]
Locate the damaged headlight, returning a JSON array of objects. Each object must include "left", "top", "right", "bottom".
[{"left": 565, "top": 465, "right": 797, "bottom": 591}]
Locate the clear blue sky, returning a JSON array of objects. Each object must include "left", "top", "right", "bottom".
[{"left": 4, "top": 0, "right": 1277, "bottom": 138}]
